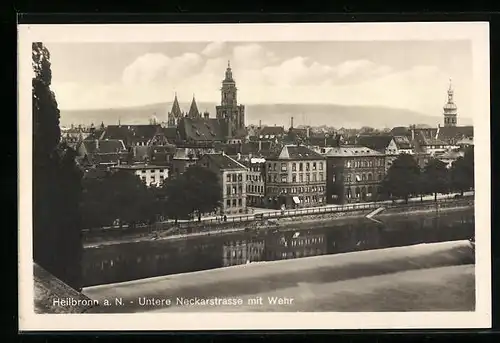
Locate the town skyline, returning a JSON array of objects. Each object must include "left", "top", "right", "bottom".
[{"left": 46, "top": 40, "right": 473, "bottom": 119}]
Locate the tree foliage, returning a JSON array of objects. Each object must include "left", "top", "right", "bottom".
[
  {"left": 80, "top": 170, "right": 157, "bottom": 228},
  {"left": 450, "top": 146, "right": 474, "bottom": 195},
  {"left": 422, "top": 158, "right": 450, "bottom": 201},
  {"left": 33, "top": 42, "right": 83, "bottom": 290},
  {"left": 158, "top": 165, "right": 222, "bottom": 220},
  {"left": 381, "top": 153, "right": 421, "bottom": 203}
]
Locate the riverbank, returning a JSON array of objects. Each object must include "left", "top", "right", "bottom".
[{"left": 84, "top": 197, "right": 474, "bottom": 248}]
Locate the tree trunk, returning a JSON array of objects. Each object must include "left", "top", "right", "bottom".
[{"left": 434, "top": 192, "right": 437, "bottom": 202}]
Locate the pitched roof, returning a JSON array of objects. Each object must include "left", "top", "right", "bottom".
[
  {"left": 356, "top": 135, "right": 394, "bottom": 150},
  {"left": 169, "top": 94, "right": 183, "bottom": 118},
  {"left": 259, "top": 126, "right": 285, "bottom": 136},
  {"left": 178, "top": 117, "right": 227, "bottom": 142},
  {"left": 325, "top": 145, "right": 384, "bottom": 157},
  {"left": 81, "top": 139, "right": 126, "bottom": 154},
  {"left": 416, "top": 131, "right": 448, "bottom": 146},
  {"left": 392, "top": 135, "right": 412, "bottom": 149},
  {"left": 187, "top": 96, "right": 200, "bottom": 118},
  {"left": 34, "top": 263, "right": 97, "bottom": 314},
  {"left": 102, "top": 125, "right": 161, "bottom": 146},
  {"left": 199, "top": 153, "right": 248, "bottom": 170},
  {"left": 162, "top": 127, "right": 179, "bottom": 141},
  {"left": 268, "top": 145, "right": 324, "bottom": 160},
  {"left": 437, "top": 126, "right": 474, "bottom": 142}
]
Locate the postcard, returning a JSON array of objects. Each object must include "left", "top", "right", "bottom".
[{"left": 18, "top": 22, "right": 490, "bottom": 331}]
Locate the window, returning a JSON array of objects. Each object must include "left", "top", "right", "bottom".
[
  {"left": 332, "top": 174, "right": 336, "bottom": 182},
  {"left": 238, "top": 199, "right": 242, "bottom": 206},
  {"left": 273, "top": 163, "right": 277, "bottom": 171},
  {"left": 238, "top": 174, "right": 243, "bottom": 182},
  {"left": 345, "top": 174, "right": 351, "bottom": 182},
  {"left": 362, "top": 174, "right": 366, "bottom": 181},
  {"left": 319, "top": 172, "right": 323, "bottom": 181},
  {"left": 281, "top": 175, "right": 287, "bottom": 183},
  {"left": 299, "top": 174, "right": 304, "bottom": 182},
  {"left": 299, "top": 163, "right": 303, "bottom": 171},
  {"left": 306, "top": 174, "right": 310, "bottom": 182},
  {"left": 319, "top": 162, "right": 323, "bottom": 170},
  {"left": 268, "top": 175, "right": 272, "bottom": 182},
  {"left": 306, "top": 163, "right": 310, "bottom": 171},
  {"left": 238, "top": 185, "right": 242, "bottom": 193},
  {"left": 232, "top": 199, "right": 237, "bottom": 207},
  {"left": 292, "top": 163, "right": 297, "bottom": 171},
  {"left": 232, "top": 174, "right": 237, "bottom": 182},
  {"left": 313, "top": 173, "right": 317, "bottom": 182},
  {"left": 368, "top": 173, "right": 372, "bottom": 181},
  {"left": 268, "top": 163, "right": 272, "bottom": 170},
  {"left": 227, "top": 200, "right": 231, "bottom": 207},
  {"left": 292, "top": 174, "right": 297, "bottom": 182},
  {"left": 232, "top": 186, "right": 236, "bottom": 194},
  {"left": 226, "top": 185, "right": 231, "bottom": 195},
  {"left": 281, "top": 163, "right": 287, "bottom": 172},
  {"left": 312, "top": 162, "right": 317, "bottom": 171}
]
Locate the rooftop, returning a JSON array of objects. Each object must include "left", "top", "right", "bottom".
[
  {"left": 268, "top": 144, "right": 325, "bottom": 160},
  {"left": 326, "top": 145, "right": 384, "bottom": 157},
  {"left": 356, "top": 135, "right": 394, "bottom": 151},
  {"left": 178, "top": 117, "right": 227, "bottom": 142},
  {"left": 199, "top": 153, "right": 248, "bottom": 170}
]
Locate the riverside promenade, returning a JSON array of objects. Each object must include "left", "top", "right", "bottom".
[{"left": 83, "top": 192, "right": 474, "bottom": 248}]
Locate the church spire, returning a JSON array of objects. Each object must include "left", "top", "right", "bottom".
[
  {"left": 188, "top": 94, "right": 200, "bottom": 118},
  {"left": 225, "top": 60, "right": 233, "bottom": 81},
  {"left": 170, "top": 93, "right": 182, "bottom": 118},
  {"left": 443, "top": 77, "right": 458, "bottom": 127}
]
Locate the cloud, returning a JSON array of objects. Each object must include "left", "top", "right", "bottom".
[
  {"left": 201, "top": 42, "right": 226, "bottom": 57},
  {"left": 52, "top": 43, "right": 472, "bottom": 119}
]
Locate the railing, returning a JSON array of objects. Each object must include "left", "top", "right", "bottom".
[{"left": 82, "top": 194, "right": 474, "bottom": 239}]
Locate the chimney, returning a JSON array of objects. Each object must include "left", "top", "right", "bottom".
[
  {"left": 259, "top": 120, "right": 262, "bottom": 129},
  {"left": 204, "top": 111, "right": 209, "bottom": 119},
  {"left": 291, "top": 116, "right": 294, "bottom": 129}
]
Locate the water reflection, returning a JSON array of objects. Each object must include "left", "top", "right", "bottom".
[{"left": 83, "top": 209, "right": 474, "bottom": 286}]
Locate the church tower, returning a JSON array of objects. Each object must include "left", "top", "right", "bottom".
[
  {"left": 216, "top": 61, "right": 246, "bottom": 138},
  {"left": 167, "top": 93, "right": 183, "bottom": 127},
  {"left": 443, "top": 78, "right": 458, "bottom": 127}
]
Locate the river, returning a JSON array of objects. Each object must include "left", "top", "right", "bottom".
[{"left": 82, "top": 207, "right": 474, "bottom": 287}]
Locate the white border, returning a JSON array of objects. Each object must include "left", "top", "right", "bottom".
[{"left": 18, "top": 22, "right": 491, "bottom": 331}]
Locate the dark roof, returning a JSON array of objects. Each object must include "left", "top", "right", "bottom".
[
  {"left": 178, "top": 117, "right": 227, "bottom": 142},
  {"left": 356, "top": 135, "right": 394, "bottom": 150},
  {"left": 169, "top": 94, "right": 183, "bottom": 118},
  {"left": 437, "top": 126, "right": 474, "bottom": 142},
  {"left": 390, "top": 126, "right": 410, "bottom": 136},
  {"left": 34, "top": 263, "right": 97, "bottom": 314},
  {"left": 82, "top": 139, "right": 126, "bottom": 154},
  {"left": 162, "top": 127, "right": 179, "bottom": 141},
  {"left": 268, "top": 145, "right": 325, "bottom": 160},
  {"left": 259, "top": 126, "right": 285, "bottom": 136},
  {"left": 187, "top": 97, "right": 200, "bottom": 118},
  {"left": 392, "top": 135, "right": 412, "bottom": 149},
  {"left": 102, "top": 125, "right": 161, "bottom": 146},
  {"left": 415, "top": 131, "right": 448, "bottom": 146},
  {"left": 199, "top": 153, "right": 247, "bottom": 170}
]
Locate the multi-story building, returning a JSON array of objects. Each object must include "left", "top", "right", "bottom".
[
  {"left": 222, "top": 239, "right": 265, "bottom": 267},
  {"left": 111, "top": 164, "right": 169, "bottom": 187},
  {"left": 264, "top": 144, "right": 327, "bottom": 209},
  {"left": 240, "top": 156, "right": 266, "bottom": 208},
  {"left": 356, "top": 135, "right": 399, "bottom": 172},
  {"left": 325, "top": 145, "right": 386, "bottom": 204},
  {"left": 76, "top": 139, "right": 129, "bottom": 169},
  {"left": 197, "top": 152, "right": 249, "bottom": 215}
]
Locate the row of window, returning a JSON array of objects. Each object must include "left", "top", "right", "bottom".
[
  {"left": 226, "top": 198, "right": 243, "bottom": 208},
  {"left": 226, "top": 185, "right": 244, "bottom": 195},
  {"left": 291, "top": 236, "right": 324, "bottom": 246},
  {"left": 140, "top": 168, "right": 168, "bottom": 174},
  {"left": 343, "top": 172, "right": 384, "bottom": 183},
  {"left": 247, "top": 185, "right": 264, "bottom": 194},
  {"left": 268, "top": 161, "right": 324, "bottom": 172},
  {"left": 345, "top": 159, "right": 384, "bottom": 168},
  {"left": 345, "top": 185, "right": 381, "bottom": 198},
  {"left": 247, "top": 174, "right": 263, "bottom": 182},
  {"left": 226, "top": 173, "right": 243, "bottom": 183},
  {"left": 268, "top": 172, "right": 324, "bottom": 183},
  {"left": 275, "top": 249, "right": 324, "bottom": 259},
  {"left": 266, "top": 186, "right": 326, "bottom": 195}
]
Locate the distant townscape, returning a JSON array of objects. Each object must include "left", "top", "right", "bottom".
[{"left": 61, "top": 63, "right": 474, "bottom": 221}]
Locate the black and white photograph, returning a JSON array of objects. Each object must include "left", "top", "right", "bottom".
[{"left": 18, "top": 22, "right": 490, "bottom": 330}]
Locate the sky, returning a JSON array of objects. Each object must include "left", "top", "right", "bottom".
[{"left": 45, "top": 40, "right": 473, "bottom": 118}]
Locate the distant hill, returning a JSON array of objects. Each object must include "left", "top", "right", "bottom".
[{"left": 59, "top": 102, "right": 472, "bottom": 129}]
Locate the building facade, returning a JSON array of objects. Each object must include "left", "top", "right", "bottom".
[
  {"left": 264, "top": 145, "right": 327, "bottom": 209},
  {"left": 197, "top": 153, "right": 249, "bottom": 215},
  {"left": 241, "top": 157, "right": 266, "bottom": 208},
  {"left": 111, "top": 164, "right": 169, "bottom": 187},
  {"left": 326, "top": 146, "right": 386, "bottom": 204}
]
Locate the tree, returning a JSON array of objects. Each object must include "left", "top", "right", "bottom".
[
  {"left": 380, "top": 153, "right": 421, "bottom": 204},
  {"left": 159, "top": 165, "right": 222, "bottom": 220},
  {"left": 33, "top": 42, "right": 83, "bottom": 290},
  {"left": 80, "top": 170, "right": 157, "bottom": 229},
  {"left": 422, "top": 158, "right": 450, "bottom": 201},
  {"left": 450, "top": 146, "right": 475, "bottom": 195}
]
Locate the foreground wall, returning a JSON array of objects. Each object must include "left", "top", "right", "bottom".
[{"left": 83, "top": 240, "right": 475, "bottom": 313}]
